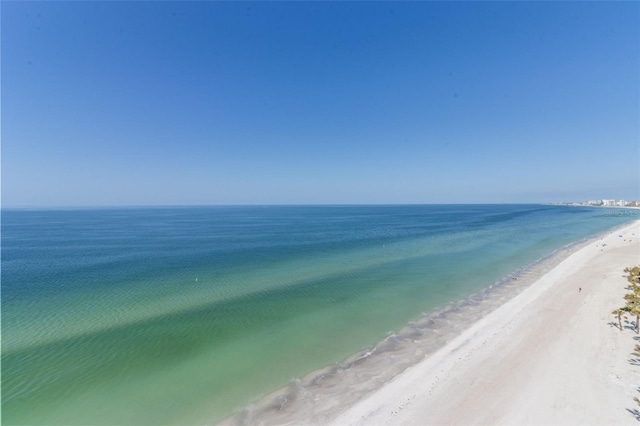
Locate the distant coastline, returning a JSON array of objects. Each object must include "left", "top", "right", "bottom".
[{"left": 549, "top": 198, "right": 640, "bottom": 208}]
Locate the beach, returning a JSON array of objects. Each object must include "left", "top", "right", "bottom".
[{"left": 331, "top": 219, "right": 640, "bottom": 425}]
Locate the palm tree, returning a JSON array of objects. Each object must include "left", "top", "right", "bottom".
[
  {"left": 610, "top": 267, "right": 640, "bottom": 333},
  {"left": 626, "top": 266, "right": 640, "bottom": 288},
  {"left": 612, "top": 308, "right": 627, "bottom": 331},
  {"left": 624, "top": 287, "right": 640, "bottom": 333}
]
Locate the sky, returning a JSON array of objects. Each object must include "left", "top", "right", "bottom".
[{"left": 3, "top": 1, "right": 639, "bottom": 207}]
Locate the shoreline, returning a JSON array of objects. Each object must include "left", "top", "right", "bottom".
[
  {"left": 222, "top": 219, "right": 640, "bottom": 425},
  {"left": 331, "top": 219, "right": 640, "bottom": 425}
]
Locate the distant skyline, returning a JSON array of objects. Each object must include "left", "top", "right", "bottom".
[{"left": 3, "top": 2, "right": 639, "bottom": 207}]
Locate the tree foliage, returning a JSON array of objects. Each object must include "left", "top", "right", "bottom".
[
  {"left": 616, "top": 266, "right": 640, "bottom": 414},
  {"left": 623, "top": 266, "right": 640, "bottom": 333}
]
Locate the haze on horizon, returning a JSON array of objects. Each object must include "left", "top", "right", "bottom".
[{"left": 3, "top": 2, "right": 639, "bottom": 208}]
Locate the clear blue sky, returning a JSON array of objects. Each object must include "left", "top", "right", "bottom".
[{"left": 3, "top": 1, "right": 639, "bottom": 207}]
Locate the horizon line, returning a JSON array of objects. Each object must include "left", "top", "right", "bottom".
[{"left": 2, "top": 202, "right": 569, "bottom": 211}]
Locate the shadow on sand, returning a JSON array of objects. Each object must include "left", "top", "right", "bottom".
[{"left": 608, "top": 319, "right": 638, "bottom": 333}]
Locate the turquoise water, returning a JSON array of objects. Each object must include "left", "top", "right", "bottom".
[{"left": 2, "top": 205, "right": 634, "bottom": 424}]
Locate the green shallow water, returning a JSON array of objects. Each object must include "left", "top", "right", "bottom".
[{"left": 2, "top": 205, "right": 635, "bottom": 424}]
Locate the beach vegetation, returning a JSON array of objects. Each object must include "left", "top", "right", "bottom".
[
  {"left": 612, "top": 266, "right": 640, "bottom": 415},
  {"left": 631, "top": 305, "right": 640, "bottom": 334},
  {"left": 624, "top": 266, "right": 640, "bottom": 288},
  {"left": 612, "top": 308, "right": 628, "bottom": 331},
  {"left": 622, "top": 267, "right": 640, "bottom": 333}
]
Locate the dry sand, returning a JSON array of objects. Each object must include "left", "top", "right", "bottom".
[{"left": 331, "top": 220, "right": 640, "bottom": 426}]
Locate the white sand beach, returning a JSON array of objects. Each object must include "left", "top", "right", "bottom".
[{"left": 332, "top": 220, "right": 640, "bottom": 426}]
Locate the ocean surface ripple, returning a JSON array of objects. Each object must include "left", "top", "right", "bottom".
[{"left": 2, "top": 205, "right": 633, "bottom": 425}]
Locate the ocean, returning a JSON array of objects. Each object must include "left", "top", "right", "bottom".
[{"left": 2, "top": 204, "right": 634, "bottom": 425}]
